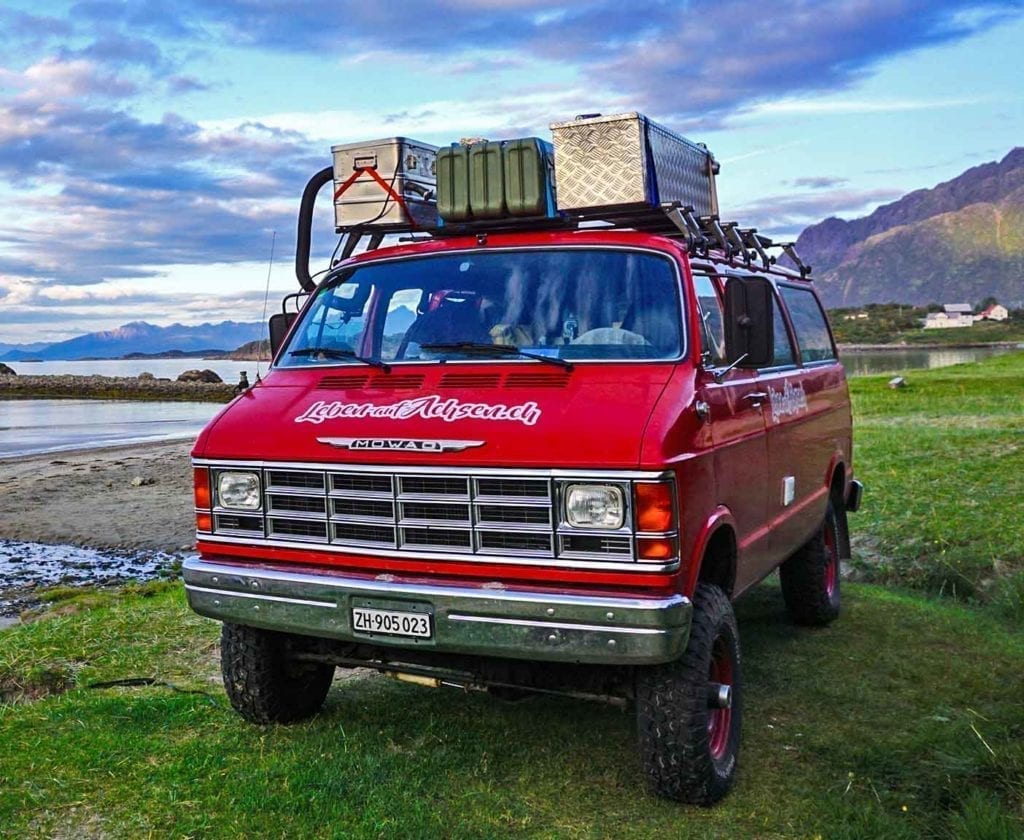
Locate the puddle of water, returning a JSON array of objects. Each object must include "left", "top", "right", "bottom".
[{"left": 0, "top": 540, "right": 192, "bottom": 619}]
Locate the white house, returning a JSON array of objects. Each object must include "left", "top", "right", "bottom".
[
  {"left": 924, "top": 303, "right": 974, "bottom": 329},
  {"left": 976, "top": 303, "right": 1009, "bottom": 322}
]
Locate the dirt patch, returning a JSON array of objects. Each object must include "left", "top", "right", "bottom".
[{"left": 0, "top": 662, "right": 77, "bottom": 704}]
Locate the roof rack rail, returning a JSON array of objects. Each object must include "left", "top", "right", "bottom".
[{"left": 324, "top": 205, "right": 813, "bottom": 279}]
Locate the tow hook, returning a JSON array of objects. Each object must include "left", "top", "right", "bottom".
[{"left": 708, "top": 682, "right": 732, "bottom": 709}]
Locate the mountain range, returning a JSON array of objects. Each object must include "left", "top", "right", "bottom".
[
  {"left": 0, "top": 321, "right": 263, "bottom": 362},
  {"left": 795, "top": 147, "right": 1024, "bottom": 307},
  {"left": 0, "top": 309, "right": 420, "bottom": 363}
]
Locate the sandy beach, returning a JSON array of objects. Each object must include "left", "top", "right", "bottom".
[
  {"left": 0, "top": 441, "right": 196, "bottom": 618},
  {"left": 0, "top": 440, "right": 195, "bottom": 551}
]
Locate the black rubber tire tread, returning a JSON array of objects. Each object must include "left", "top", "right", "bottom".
[
  {"left": 779, "top": 498, "right": 844, "bottom": 627},
  {"left": 220, "top": 622, "right": 334, "bottom": 724},
  {"left": 635, "top": 583, "right": 742, "bottom": 805}
]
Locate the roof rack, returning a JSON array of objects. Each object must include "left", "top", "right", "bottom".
[{"left": 327, "top": 204, "right": 813, "bottom": 280}]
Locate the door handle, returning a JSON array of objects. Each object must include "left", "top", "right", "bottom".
[{"left": 743, "top": 391, "right": 769, "bottom": 407}]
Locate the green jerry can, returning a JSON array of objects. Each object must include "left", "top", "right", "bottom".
[
  {"left": 503, "top": 138, "right": 555, "bottom": 217},
  {"left": 468, "top": 141, "right": 506, "bottom": 219},
  {"left": 436, "top": 144, "right": 472, "bottom": 222}
]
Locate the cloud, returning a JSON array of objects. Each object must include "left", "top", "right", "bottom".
[
  {"left": 732, "top": 187, "right": 906, "bottom": 235},
  {"left": 791, "top": 176, "right": 851, "bottom": 189},
  {"left": 165, "top": 1, "right": 1018, "bottom": 123}
]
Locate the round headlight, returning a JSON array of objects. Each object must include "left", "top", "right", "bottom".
[
  {"left": 564, "top": 484, "right": 625, "bottom": 529},
  {"left": 217, "top": 471, "right": 261, "bottom": 510}
]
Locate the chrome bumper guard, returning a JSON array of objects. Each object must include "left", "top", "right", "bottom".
[{"left": 183, "top": 558, "right": 691, "bottom": 665}]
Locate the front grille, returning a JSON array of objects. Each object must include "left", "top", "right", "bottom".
[
  {"left": 268, "top": 494, "right": 326, "bottom": 516},
  {"left": 204, "top": 465, "right": 676, "bottom": 568},
  {"left": 399, "top": 476, "right": 469, "bottom": 497},
  {"left": 560, "top": 533, "right": 633, "bottom": 556}
]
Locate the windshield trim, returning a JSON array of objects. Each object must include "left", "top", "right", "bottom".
[{"left": 274, "top": 243, "right": 688, "bottom": 369}]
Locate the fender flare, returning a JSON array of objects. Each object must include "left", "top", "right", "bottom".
[
  {"left": 824, "top": 450, "right": 847, "bottom": 501},
  {"left": 684, "top": 505, "right": 737, "bottom": 598}
]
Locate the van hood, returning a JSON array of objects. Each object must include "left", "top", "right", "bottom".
[{"left": 194, "top": 364, "right": 674, "bottom": 469}]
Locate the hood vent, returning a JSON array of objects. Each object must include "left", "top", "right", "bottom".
[
  {"left": 317, "top": 374, "right": 369, "bottom": 390},
  {"left": 319, "top": 373, "right": 425, "bottom": 390},
  {"left": 439, "top": 373, "right": 502, "bottom": 389},
  {"left": 318, "top": 372, "right": 568, "bottom": 391},
  {"left": 504, "top": 372, "right": 570, "bottom": 389},
  {"left": 368, "top": 374, "right": 425, "bottom": 390}
]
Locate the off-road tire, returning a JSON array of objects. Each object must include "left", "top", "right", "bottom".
[
  {"left": 220, "top": 622, "right": 334, "bottom": 724},
  {"left": 635, "top": 583, "right": 742, "bottom": 805},
  {"left": 780, "top": 498, "right": 845, "bottom": 626}
]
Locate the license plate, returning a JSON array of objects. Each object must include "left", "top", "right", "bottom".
[{"left": 351, "top": 607, "right": 432, "bottom": 639}]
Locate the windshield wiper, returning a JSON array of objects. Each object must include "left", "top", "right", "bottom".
[
  {"left": 419, "top": 342, "right": 573, "bottom": 371},
  {"left": 289, "top": 347, "right": 391, "bottom": 372}
]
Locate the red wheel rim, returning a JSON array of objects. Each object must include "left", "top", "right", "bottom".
[
  {"left": 707, "top": 638, "right": 733, "bottom": 760},
  {"left": 824, "top": 517, "right": 839, "bottom": 599}
]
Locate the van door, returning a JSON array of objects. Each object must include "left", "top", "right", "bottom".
[
  {"left": 693, "top": 273, "right": 771, "bottom": 593},
  {"left": 766, "top": 283, "right": 845, "bottom": 560}
]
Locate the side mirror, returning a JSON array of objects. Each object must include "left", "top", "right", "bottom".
[
  {"left": 269, "top": 312, "right": 297, "bottom": 357},
  {"left": 723, "top": 277, "right": 774, "bottom": 369}
]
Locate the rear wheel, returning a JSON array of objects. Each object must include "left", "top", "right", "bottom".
[
  {"left": 780, "top": 498, "right": 844, "bottom": 626},
  {"left": 635, "top": 583, "right": 742, "bottom": 805},
  {"left": 220, "top": 622, "right": 334, "bottom": 724}
]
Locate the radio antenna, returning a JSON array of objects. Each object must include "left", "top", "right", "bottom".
[{"left": 255, "top": 230, "right": 277, "bottom": 382}]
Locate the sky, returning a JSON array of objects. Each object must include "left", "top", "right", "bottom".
[{"left": 1, "top": 0, "right": 1022, "bottom": 345}]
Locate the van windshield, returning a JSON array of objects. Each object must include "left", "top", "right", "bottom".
[{"left": 277, "top": 248, "right": 683, "bottom": 367}]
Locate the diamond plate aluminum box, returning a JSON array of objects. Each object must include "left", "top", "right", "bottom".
[
  {"left": 332, "top": 137, "right": 438, "bottom": 230},
  {"left": 550, "top": 113, "right": 718, "bottom": 217}
]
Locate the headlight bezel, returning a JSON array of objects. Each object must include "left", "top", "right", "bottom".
[
  {"left": 215, "top": 470, "right": 262, "bottom": 511},
  {"left": 561, "top": 482, "right": 628, "bottom": 530}
]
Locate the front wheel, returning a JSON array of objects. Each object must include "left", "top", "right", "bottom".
[
  {"left": 635, "top": 583, "right": 742, "bottom": 805},
  {"left": 220, "top": 623, "right": 334, "bottom": 724},
  {"left": 780, "top": 498, "right": 844, "bottom": 626}
]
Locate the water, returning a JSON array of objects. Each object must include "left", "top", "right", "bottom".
[
  {"left": 0, "top": 399, "right": 220, "bottom": 458},
  {"left": 841, "top": 346, "right": 1018, "bottom": 376},
  {"left": 5, "top": 357, "right": 262, "bottom": 384}
]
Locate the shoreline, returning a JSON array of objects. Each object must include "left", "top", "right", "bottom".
[
  {"left": 838, "top": 340, "right": 1023, "bottom": 351},
  {"left": 0, "top": 439, "right": 196, "bottom": 617}
]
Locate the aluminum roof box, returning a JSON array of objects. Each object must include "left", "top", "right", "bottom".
[
  {"left": 331, "top": 137, "right": 438, "bottom": 230},
  {"left": 550, "top": 113, "right": 719, "bottom": 218}
]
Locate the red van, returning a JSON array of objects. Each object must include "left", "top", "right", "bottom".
[{"left": 184, "top": 117, "right": 861, "bottom": 805}]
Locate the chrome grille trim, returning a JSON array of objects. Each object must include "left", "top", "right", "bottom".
[{"left": 197, "top": 461, "right": 678, "bottom": 571}]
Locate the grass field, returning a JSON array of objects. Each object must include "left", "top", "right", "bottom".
[
  {"left": 2, "top": 352, "right": 1023, "bottom": 837},
  {"left": 1, "top": 583, "right": 1022, "bottom": 839},
  {"left": 848, "top": 350, "right": 1024, "bottom": 621}
]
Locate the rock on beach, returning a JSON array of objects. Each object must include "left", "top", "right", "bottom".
[{"left": 0, "top": 372, "right": 234, "bottom": 402}]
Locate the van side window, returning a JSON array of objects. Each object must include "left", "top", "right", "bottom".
[
  {"left": 779, "top": 285, "right": 836, "bottom": 363},
  {"left": 693, "top": 274, "right": 726, "bottom": 365},
  {"left": 771, "top": 290, "right": 796, "bottom": 367}
]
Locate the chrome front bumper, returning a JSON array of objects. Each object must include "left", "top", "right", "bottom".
[{"left": 183, "top": 558, "right": 691, "bottom": 665}]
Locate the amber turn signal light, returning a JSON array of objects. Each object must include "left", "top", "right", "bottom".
[
  {"left": 635, "top": 482, "right": 675, "bottom": 532},
  {"left": 637, "top": 535, "right": 678, "bottom": 561},
  {"left": 193, "top": 467, "right": 211, "bottom": 509},
  {"left": 195, "top": 512, "right": 213, "bottom": 533}
]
